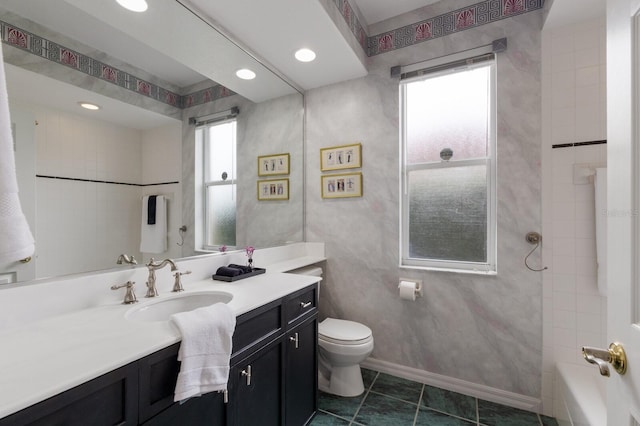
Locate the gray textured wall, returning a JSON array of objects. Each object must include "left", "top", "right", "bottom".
[{"left": 305, "top": 9, "right": 543, "bottom": 397}]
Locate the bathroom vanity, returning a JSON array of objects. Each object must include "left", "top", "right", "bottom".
[{"left": 0, "top": 271, "right": 320, "bottom": 426}]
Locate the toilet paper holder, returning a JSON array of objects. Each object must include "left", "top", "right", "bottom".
[{"left": 399, "top": 278, "right": 423, "bottom": 298}]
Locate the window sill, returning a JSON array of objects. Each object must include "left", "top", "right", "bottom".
[{"left": 399, "top": 264, "right": 497, "bottom": 276}]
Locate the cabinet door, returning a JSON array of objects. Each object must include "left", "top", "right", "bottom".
[
  {"left": 229, "top": 338, "right": 283, "bottom": 426},
  {"left": 141, "top": 391, "right": 225, "bottom": 426},
  {"left": 138, "top": 343, "right": 181, "bottom": 423},
  {"left": 285, "top": 317, "right": 318, "bottom": 426},
  {"left": 0, "top": 363, "right": 138, "bottom": 426}
]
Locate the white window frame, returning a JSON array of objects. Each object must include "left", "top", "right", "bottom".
[
  {"left": 399, "top": 59, "right": 497, "bottom": 274},
  {"left": 196, "top": 118, "right": 237, "bottom": 251}
]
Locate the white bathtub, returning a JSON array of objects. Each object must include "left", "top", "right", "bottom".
[{"left": 556, "top": 363, "right": 606, "bottom": 426}]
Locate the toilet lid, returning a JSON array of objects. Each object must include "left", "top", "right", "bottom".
[{"left": 319, "top": 318, "right": 372, "bottom": 343}]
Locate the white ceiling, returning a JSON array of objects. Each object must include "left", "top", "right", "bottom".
[
  {"left": 183, "top": 0, "right": 369, "bottom": 92},
  {"left": 543, "top": 0, "right": 606, "bottom": 29},
  {"left": 351, "top": 0, "right": 440, "bottom": 26},
  {"left": 5, "top": 64, "right": 179, "bottom": 130},
  {"left": 1, "top": 0, "right": 205, "bottom": 88}
]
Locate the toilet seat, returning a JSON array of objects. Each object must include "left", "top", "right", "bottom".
[{"left": 319, "top": 318, "right": 372, "bottom": 345}]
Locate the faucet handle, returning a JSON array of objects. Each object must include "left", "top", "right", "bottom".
[
  {"left": 111, "top": 281, "right": 138, "bottom": 304},
  {"left": 172, "top": 270, "right": 192, "bottom": 292}
]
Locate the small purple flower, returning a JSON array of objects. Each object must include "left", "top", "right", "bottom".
[
  {"left": 219, "top": 245, "right": 227, "bottom": 253},
  {"left": 245, "top": 246, "right": 255, "bottom": 257}
]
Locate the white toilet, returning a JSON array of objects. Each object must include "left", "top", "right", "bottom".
[
  {"left": 318, "top": 317, "right": 374, "bottom": 397},
  {"left": 292, "top": 266, "right": 374, "bottom": 397}
]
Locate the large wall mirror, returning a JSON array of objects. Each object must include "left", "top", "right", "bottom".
[{"left": 0, "top": 0, "right": 304, "bottom": 284}]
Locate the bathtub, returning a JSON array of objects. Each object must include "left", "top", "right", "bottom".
[{"left": 556, "top": 363, "right": 606, "bottom": 426}]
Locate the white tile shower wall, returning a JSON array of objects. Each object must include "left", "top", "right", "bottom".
[
  {"left": 541, "top": 17, "right": 607, "bottom": 418},
  {"left": 31, "top": 104, "right": 143, "bottom": 278},
  {"left": 23, "top": 101, "right": 182, "bottom": 278},
  {"left": 141, "top": 124, "right": 183, "bottom": 263}
]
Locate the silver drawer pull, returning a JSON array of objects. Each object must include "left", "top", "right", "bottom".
[
  {"left": 289, "top": 332, "right": 299, "bottom": 349},
  {"left": 300, "top": 301, "right": 312, "bottom": 308},
  {"left": 241, "top": 365, "right": 252, "bottom": 386}
]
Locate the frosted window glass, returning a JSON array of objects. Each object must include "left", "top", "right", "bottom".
[
  {"left": 205, "top": 121, "right": 235, "bottom": 182},
  {"left": 408, "top": 165, "right": 487, "bottom": 262},
  {"left": 206, "top": 184, "right": 236, "bottom": 247},
  {"left": 406, "top": 66, "right": 490, "bottom": 164},
  {"left": 202, "top": 119, "right": 237, "bottom": 248}
]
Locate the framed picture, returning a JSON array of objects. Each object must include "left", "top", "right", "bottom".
[
  {"left": 257, "top": 178, "right": 289, "bottom": 200},
  {"left": 320, "top": 143, "right": 362, "bottom": 171},
  {"left": 321, "top": 173, "right": 362, "bottom": 199},
  {"left": 258, "top": 153, "right": 290, "bottom": 176}
]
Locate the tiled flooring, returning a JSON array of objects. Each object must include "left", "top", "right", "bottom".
[{"left": 310, "top": 369, "right": 559, "bottom": 426}]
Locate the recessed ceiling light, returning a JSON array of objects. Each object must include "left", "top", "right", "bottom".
[
  {"left": 295, "top": 48, "right": 316, "bottom": 62},
  {"left": 115, "top": 0, "right": 148, "bottom": 12},
  {"left": 236, "top": 69, "right": 256, "bottom": 80},
  {"left": 78, "top": 102, "right": 101, "bottom": 111}
]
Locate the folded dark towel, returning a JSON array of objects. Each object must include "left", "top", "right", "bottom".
[
  {"left": 227, "top": 264, "right": 252, "bottom": 274},
  {"left": 215, "top": 266, "right": 243, "bottom": 277},
  {"left": 147, "top": 195, "right": 157, "bottom": 225}
]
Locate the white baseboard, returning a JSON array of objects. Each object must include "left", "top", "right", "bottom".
[{"left": 361, "top": 358, "right": 542, "bottom": 413}]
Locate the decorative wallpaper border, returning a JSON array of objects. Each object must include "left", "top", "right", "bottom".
[
  {"left": 0, "top": 20, "right": 235, "bottom": 110},
  {"left": 332, "top": 0, "right": 368, "bottom": 51},
  {"left": 333, "top": 0, "right": 543, "bottom": 57},
  {"left": 3, "top": 0, "right": 544, "bottom": 110}
]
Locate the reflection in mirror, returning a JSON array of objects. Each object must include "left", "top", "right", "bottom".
[{"left": 0, "top": 0, "right": 303, "bottom": 284}]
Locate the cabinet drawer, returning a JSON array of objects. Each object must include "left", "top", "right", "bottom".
[
  {"left": 285, "top": 284, "right": 317, "bottom": 326},
  {"left": 232, "top": 299, "right": 282, "bottom": 359}
]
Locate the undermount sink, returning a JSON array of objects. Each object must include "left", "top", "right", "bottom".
[{"left": 125, "top": 291, "right": 233, "bottom": 322}]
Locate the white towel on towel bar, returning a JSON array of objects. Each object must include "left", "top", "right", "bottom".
[
  {"left": 171, "top": 303, "right": 236, "bottom": 402},
  {"left": 0, "top": 43, "right": 34, "bottom": 263},
  {"left": 140, "top": 195, "right": 167, "bottom": 253},
  {"left": 594, "top": 168, "right": 607, "bottom": 297}
]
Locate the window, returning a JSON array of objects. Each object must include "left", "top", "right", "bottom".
[
  {"left": 400, "top": 57, "right": 496, "bottom": 273},
  {"left": 197, "top": 119, "right": 237, "bottom": 249}
]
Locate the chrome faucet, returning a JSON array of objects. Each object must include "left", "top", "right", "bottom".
[
  {"left": 116, "top": 254, "right": 138, "bottom": 265},
  {"left": 145, "top": 258, "right": 178, "bottom": 297}
]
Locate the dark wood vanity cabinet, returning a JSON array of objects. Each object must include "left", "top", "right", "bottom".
[
  {"left": 285, "top": 316, "right": 318, "bottom": 426},
  {"left": 0, "top": 362, "right": 139, "bottom": 426},
  {"left": 0, "top": 282, "right": 318, "bottom": 426},
  {"left": 229, "top": 338, "right": 285, "bottom": 425},
  {"left": 226, "top": 283, "right": 318, "bottom": 426}
]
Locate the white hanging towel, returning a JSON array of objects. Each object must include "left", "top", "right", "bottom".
[
  {"left": 0, "top": 43, "right": 34, "bottom": 263},
  {"left": 171, "top": 303, "right": 236, "bottom": 402},
  {"left": 594, "top": 168, "right": 607, "bottom": 297},
  {"left": 140, "top": 195, "right": 167, "bottom": 253}
]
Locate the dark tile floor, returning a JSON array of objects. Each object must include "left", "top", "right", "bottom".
[{"left": 310, "top": 369, "right": 559, "bottom": 426}]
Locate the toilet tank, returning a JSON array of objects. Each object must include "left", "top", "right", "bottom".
[{"left": 289, "top": 266, "right": 323, "bottom": 295}]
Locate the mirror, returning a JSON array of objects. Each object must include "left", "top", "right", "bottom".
[{"left": 0, "top": 0, "right": 304, "bottom": 284}]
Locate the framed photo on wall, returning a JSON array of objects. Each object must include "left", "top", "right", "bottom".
[
  {"left": 257, "top": 178, "right": 289, "bottom": 200},
  {"left": 321, "top": 172, "right": 362, "bottom": 199},
  {"left": 258, "top": 153, "right": 290, "bottom": 176},
  {"left": 320, "top": 143, "right": 362, "bottom": 171}
]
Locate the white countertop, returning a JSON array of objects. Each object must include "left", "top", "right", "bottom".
[{"left": 0, "top": 271, "right": 320, "bottom": 419}]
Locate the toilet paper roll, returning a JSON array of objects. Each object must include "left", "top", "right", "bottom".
[{"left": 399, "top": 280, "right": 417, "bottom": 301}]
